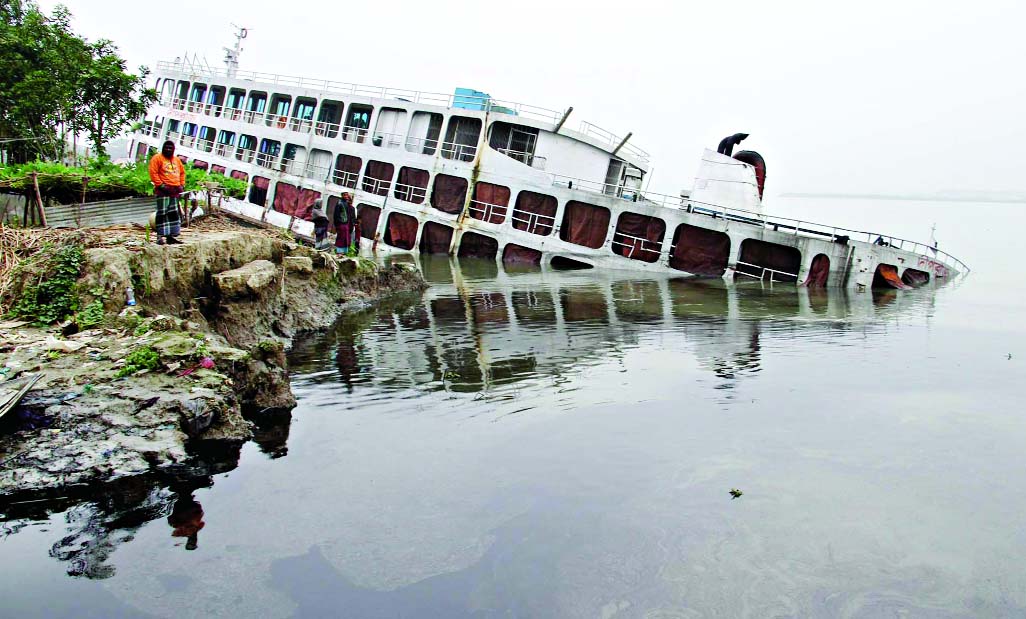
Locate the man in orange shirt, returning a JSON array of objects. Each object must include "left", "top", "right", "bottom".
[{"left": 148, "top": 140, "right": 186, "bottom": 245}]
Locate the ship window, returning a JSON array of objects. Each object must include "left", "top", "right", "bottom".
[
  {"left": 226, "top": 88, "right": 246, "bottom": 120},
  {"left": 236, "top": 134, "right": 257, "bottom": 162},
  {"left": 174, "top": 81, "right": 189, "bottom": 109},
  {"left": 316, "top": 100, "right": 342, "bottom": 137},
  {"left": 206, "top": 86, "right": 225, "bottom": 115},
  {"left": 442, "top": 116, "right": 481, "bottom": 161},
  {"left": 431, "top": 174, "right": 468, "bottom": 215},
  {"left": 901, "top": 267, "right": 930, "bottom": 288},
  {"left": 188, "top": 83, "right": 207, "bottom": 113},
  {"left": 559, "top": 201, "right": 610, "bottom": 249},
  {"left": 736, "top": 239, "right": 801, "bottom": 283},
  {"left": 211, "top": 164, "right": 226, "bottom": 175},
  {"left": 333, "top": 154, "right": 361, "bottom": 188},
  {"left": 230, "top": 170, "right": 248, "bottom": 182},
  {"left": 669, "top": 224, "right": 730, "bottom": 276},
  {"left": 191, "top": 159, "right": 208, "bottom": 170},
  {"left": 182, "top": 122, "right": 198, "bottom": 137},
  {"left": 502, "top": 244, "right": 542, "bottom": 266},
  {"left": 281, "top": 144, "right": 304, "bottom": 174},
  {"left": 488, "top": 122, "right": 539, "bottom": 167},
  {"left": 308, "top": 149, "right": 333, "bottom": 179},
  {"left": 272, "top": 181, "right": 320, "bottom": 220},
  {"left": 457, "top": 232, "right": 498, "bottom": 260},
  {"left": 611, "top": 212, "right": 665, "bottom": 263},
  {"left": 384, "top": 212, "right": 418, "bottom": 250},
  {"left": 805, "top": 254, "right": 830, "bottom": 288},
  {"left": 407, "top": 111, "right": 442, "bottom": 155},
  {"left": 343, "top": 104, "right": 373, "bottom": 143},
  {"left": 511, "top": 191, "right": 557, "bottom": 236},
  {"left": 166, "top": 119, "right": 180, "bottom": 135},
  {"left": 373, "top": 108, "right": 407, "bottom": 148},
  {"left": 872, "top": 263, "right": 910, "bottom": 289},
  {"left": 267, "top": 94, "right": 292, "bottom": 128},
  {"left": 469, "top": 182, "right": 510, "bottom": 224},
  {"left": 249, "top": 175, "right": 270, "bottom": 206},
  {"left": 420, "top": 222, "right": 454, "bottom": 255},
  {"left": 290, "top": 97, "right": 317, "bottom": 132},
  {"left": 245, "top": 92, "right": 267, "bottom": 122},
  {"left": 357, "top": 204, "right": 380, "bottom": 240},
  {"left": 215, "top": 130, "right": 235, "bottom": 157},
  {"left": 395, "top": 167, "right": 429, "bottom": 204},
  {"left": 134, "top": 142, "right": 148, "bottom": 162},
  {"left": 198, "top": 126, "right": 216, "bottom": 152},
  {"left": 362, "top": 160, "right": 394, "bottom": 196},
  {"left": 257, "top": 139, "right": 281, "bottom": 169},
  {"left": 160, "top": 79, "right": 176, "bottom": 105}
]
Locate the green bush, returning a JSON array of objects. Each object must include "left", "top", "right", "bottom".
[
  {"left": 9, "top": 244, "right": 85, "bottom": 325},
  {"left": 115, "top": 345, "right": 160, "bottom": 378}
]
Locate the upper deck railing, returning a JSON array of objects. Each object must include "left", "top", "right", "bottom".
[
  {"left": 549, "top": 173, "right": 971, "bottom": 274},
  {"left": 154, "top": 60, "right": 648, "bottom": 163}
]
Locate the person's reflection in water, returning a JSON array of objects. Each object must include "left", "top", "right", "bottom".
[
  {"left": 336, "top": 339, "right": 360, "bottom": 392},
  {"left": 168, "top": 490, "right": 205, "bottom": 551}
]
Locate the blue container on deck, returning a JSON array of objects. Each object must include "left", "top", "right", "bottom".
[{"left": 453, "top": 88, "right": 491, "bottom": 111}]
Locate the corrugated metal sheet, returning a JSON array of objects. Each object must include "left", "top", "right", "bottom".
[{"left": 46, "top": 197, "right": 155, "bottom": 228}]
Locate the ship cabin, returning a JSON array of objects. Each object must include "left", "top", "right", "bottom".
[{"left": 131, "top": 61, "right": 966, "bottom": 290}]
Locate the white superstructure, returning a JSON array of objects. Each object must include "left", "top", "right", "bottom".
[{"left": 130, "top": 55, "right": 967, "bottom": 290}]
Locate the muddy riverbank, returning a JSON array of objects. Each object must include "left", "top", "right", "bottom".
[{"left": 0, "top": 217, "right": 424, "bottom": 502}]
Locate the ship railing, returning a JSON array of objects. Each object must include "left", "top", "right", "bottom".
[
  {"left": 611, "top": 231, "right": 661, "bottom": 260},
  {"left": 577, "top": 121, "right": 651, "bottom": 162},
  {"left": 140, "top": 124, "right": 163, "bottom": 138},
  {"left": 255, "top": 152, "right": 279, "bottom": 169},
  {"left": 734, "top": 261, "right": 799, "bottom": 283},
  {"left": 510, "top": 210, "right": 556, "bottom": 235},
  {"left": 214, "top": 143, "right": 233, "bottom": 157},
  {"left": 289, "top": 117, "right": 315, "bottom": 133},
  {"left": 156, "top": 60, "right": 564, "bottom": 123},
  {"left": 341, "top": 126, "right": 369, "bottom": 144},
  {"left": 223, "top": 108, "right": 244, "bottom": 121},
  {"left": 372, "top": 131, "right": 405, "bottom": 149},
  {"left": 195, "top": 137, "right": 215, "bottom": 153},
  {"left": 405, "top": 136, "right": 440, "bottom": 153},
  {"left": 468, "top": 199, "right": 508, "bottom": 223},
  {"left": 235, "top": 147, "right": 256, "bottom": 163},
  {"left": 331, "top": 170, "right": 359, "bottom": 189},
  {"left": 361, "top": 176, "right": 391, "bottom": 196},
  {"left": 166, "top": 131, "right": 181, "bottom": 143},
  {"left": 441, "top": 142, "right": 477, "bottom": 162},
  {"left": 315, "top": 120, "right": 342, "bottom": 138},
  {"left": 393, "top": 182, "right": 427, "bottom": 203},
  {"left": 180, "top": 134, "right": 197, "bottom": 148},
  {"left": 548, "top": 172, "right": 971, "bottom": 273},
  {"left": 495, "top": 148, "right": 547, "bottom": 169}
]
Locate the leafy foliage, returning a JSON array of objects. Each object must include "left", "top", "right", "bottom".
[
  {"left": 0, "top": 1, "right": 155, "bottom": 162},
  {"left": 0, "top": 158, "right": 247, "bottom": 203},
  {"left": 115, "top": 345, "right": 159, "bottom": 378},
  {"left": 8, "top": 243, "right": 84, "bottom": 324},
  {"left": 75, "top": 298, "right": 105, "bottom": 328}
]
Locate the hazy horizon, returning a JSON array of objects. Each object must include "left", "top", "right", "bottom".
[{"left": 34, "top": 0, "right": 1026, "bottom": 199}]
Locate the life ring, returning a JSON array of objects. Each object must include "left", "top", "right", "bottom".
[{"left": 277, "top": 116, "right": 287, "bottom": 129}]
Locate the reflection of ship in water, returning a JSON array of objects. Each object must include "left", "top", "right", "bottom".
[{"left": 290, "top": 255, "right": 938, "bottom": 393}]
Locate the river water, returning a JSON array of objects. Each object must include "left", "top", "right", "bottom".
[{"left": 1, "top": 197, "right": 1024, "bottom": 618}]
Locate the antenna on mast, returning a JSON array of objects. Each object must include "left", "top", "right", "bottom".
[{"left": 224, "top": 24, "right": 249, "bottom": 77}]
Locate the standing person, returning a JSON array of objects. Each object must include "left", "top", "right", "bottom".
[
  {"left": 333, "top": 192, "right": 354, "bottom": 255},
  {"left": 148, "top": 140, "right": 186, "bottom": 245},
  {"left": 311, "top": 200, "right": 330, "bottom": 250},
  {"left": 345, "top": 197, "right": 358, "bottom": 255}
]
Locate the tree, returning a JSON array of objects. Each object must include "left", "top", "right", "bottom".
[
  {"left": 75, "top": 40, "right": 156, "bottom": 159},
  {"left": 0, "top": 1, "right": 154, "bottom": 162}
]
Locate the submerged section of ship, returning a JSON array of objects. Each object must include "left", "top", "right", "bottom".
[{"left": 129, "top": 47, "right": 968, "bottom": 290}]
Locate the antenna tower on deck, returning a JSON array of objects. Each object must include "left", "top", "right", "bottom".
[{"left": 224, "top": 24, "right": 249, "bottom": 77}]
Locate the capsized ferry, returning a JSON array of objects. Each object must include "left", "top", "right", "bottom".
[{"left": 129, "top": 32, "right": 967, "bottom": 290}]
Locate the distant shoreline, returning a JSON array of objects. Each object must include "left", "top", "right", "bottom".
[{"left": 780, "top": 192, "right": 1026, "bottom": 205}]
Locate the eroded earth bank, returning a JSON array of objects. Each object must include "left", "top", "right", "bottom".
[{"left": 0, "top": 218, "right": 423, "bottom": 503}]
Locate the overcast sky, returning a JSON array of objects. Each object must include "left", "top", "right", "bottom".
[{"left": 35, "top": 0, "right": 1026, "bottom": 197}]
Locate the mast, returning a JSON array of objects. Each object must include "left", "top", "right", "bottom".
[{"left": 224, "top": 24, "right": 249, "bottom": 78}]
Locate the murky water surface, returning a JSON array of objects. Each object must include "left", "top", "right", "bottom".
[{"left": 2, "top": 198, "right": 1025, "bottom": 618}]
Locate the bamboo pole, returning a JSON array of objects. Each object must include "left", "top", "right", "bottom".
[{"left": 30, "top": 172, "right": 47, "bottom": 227}]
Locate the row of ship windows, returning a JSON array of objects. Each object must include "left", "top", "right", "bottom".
[{"left": 151, "top": 79, "right": 544, "bottom": 167}]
